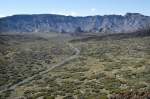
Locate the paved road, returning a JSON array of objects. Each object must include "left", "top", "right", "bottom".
[{"left": 0, "top": 43, "right": 80, "bottom": 94}]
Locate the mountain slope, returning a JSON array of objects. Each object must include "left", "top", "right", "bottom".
[{"left": 0, "top": 13, "right": 150, "bottom": 34}]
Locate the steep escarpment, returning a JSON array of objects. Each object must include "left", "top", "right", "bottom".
[{"left": 0, "top": 13, "right": 150, "bottom": 34}]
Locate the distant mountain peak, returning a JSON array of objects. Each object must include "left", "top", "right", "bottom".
[
  {"left": 125, "top": 13, "right": 144, "bottom": 16},
  {"left": 0, "top": 13, "right": 150, "bottom": 34}
]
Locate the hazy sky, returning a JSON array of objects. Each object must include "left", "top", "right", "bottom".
[{"left": 0, "top": 0, "right": 150, "bottom": 17}]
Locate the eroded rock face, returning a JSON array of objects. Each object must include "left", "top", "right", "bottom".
[{"left": 0, "top": 13, "right": 150, "bottom": 34}]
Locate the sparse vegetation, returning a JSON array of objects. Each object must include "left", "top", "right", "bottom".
[
  {"left": 0, "top": 32, "right": 150, "bottom": 99},
  {"left": 0, "top": 33, "right": 73, "bottom": 98}
]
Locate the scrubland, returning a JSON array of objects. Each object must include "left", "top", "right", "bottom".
[{"left": 0, "top": 33, "right": 150, "bottom": 99}]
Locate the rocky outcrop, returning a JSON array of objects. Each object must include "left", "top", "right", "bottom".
[
  {"left": 0, "top": 13, "right": 150, "bottom": 34},
  {"left": 110, "top": 91, "right": 150, "bottom": 99}
]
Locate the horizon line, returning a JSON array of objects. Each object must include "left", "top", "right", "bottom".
[{"left": 0, "top": 12, "right": 149, "bottom": 18}]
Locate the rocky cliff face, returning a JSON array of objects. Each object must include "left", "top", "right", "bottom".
[{"left": 0, "top": 13, "right": 150, "bottom": 34}]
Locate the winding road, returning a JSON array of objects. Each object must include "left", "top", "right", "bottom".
[{"left": 0, "top": 43, "right": 80, "bottom": 94}]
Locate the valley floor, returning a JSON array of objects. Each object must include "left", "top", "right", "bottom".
[{"left": 0, "top": 33, "right": 150, "bottom": 99}]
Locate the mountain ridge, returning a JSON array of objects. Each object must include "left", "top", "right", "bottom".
[{"left": 0, "top": 13, "right": 150, "bottom": 34}]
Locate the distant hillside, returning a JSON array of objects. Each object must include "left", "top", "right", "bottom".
[{"left": 0, "top": 13, "right": 150, "bottom": 34}]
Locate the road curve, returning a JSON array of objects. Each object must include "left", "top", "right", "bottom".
[{"left": 0, "top": 43, "right": 80, "bottom": 94}]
